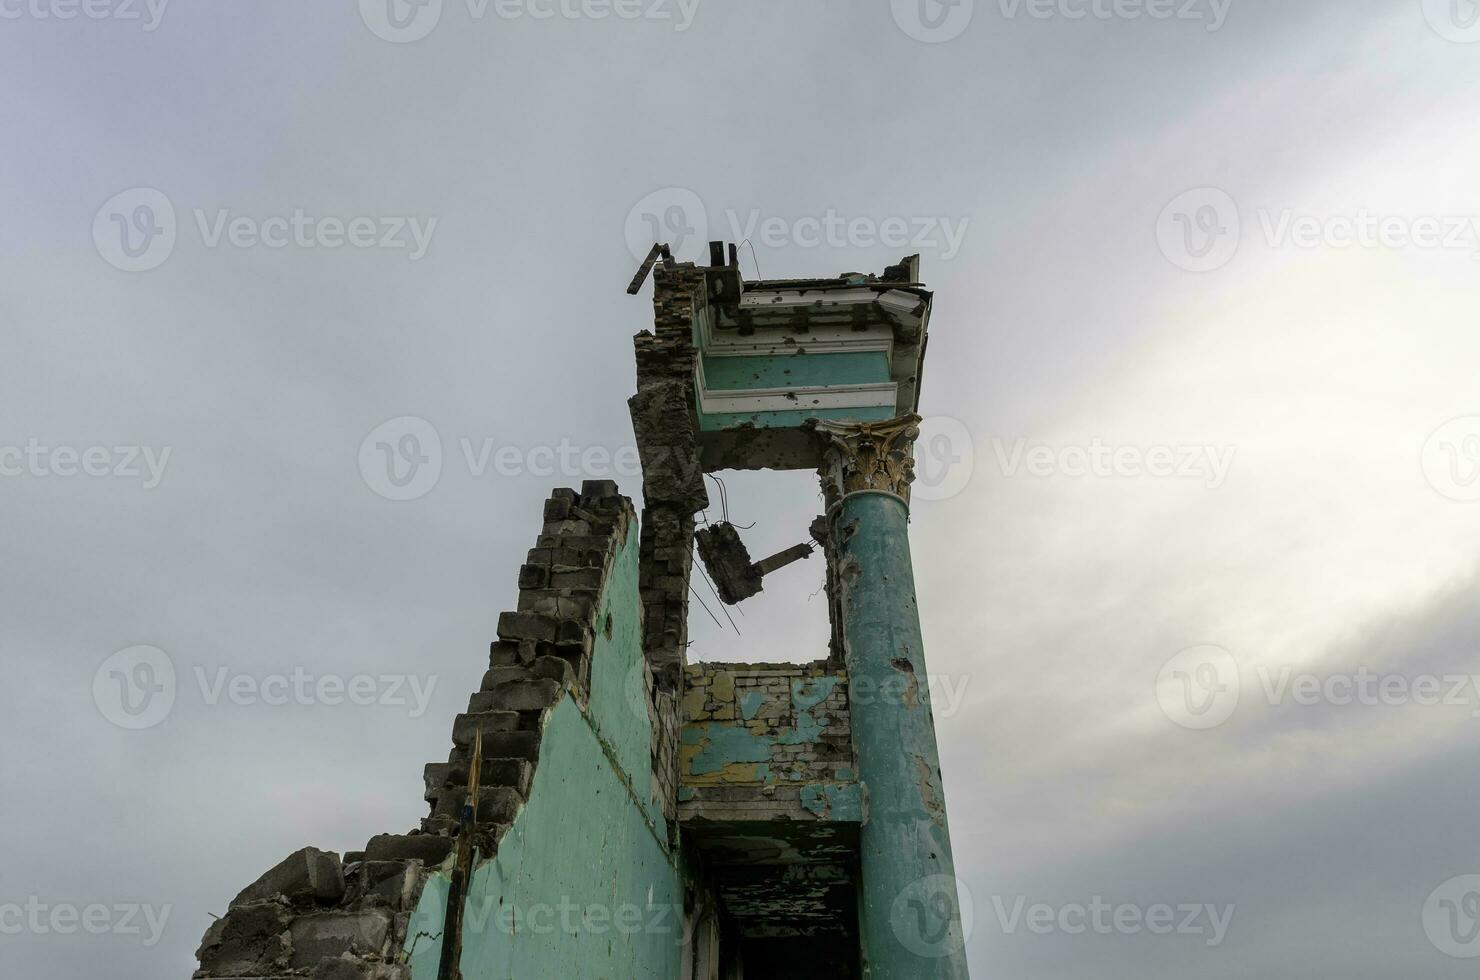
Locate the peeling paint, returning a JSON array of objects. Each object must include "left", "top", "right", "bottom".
[
  {"left": 830, "top": 489, "right": 967, "bottom": 977},
  {"left": 791, "top": 675, "right": 837, "bottom": 711},
  {"left": 739, "top": 691, "right": 765, "bottom": 720},
  {"left": 800, "top": 783, "right": 864, "bottom": 822},
  {"left": 685, "top": 721, "right": 773, "bottom": 777},
  {"left": 678, "top": 663, "right": 859, "bottom": 824}
]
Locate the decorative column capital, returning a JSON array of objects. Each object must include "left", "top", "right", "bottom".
[{"left": 815, "top": 414, "right": 922, "bottom": 508}]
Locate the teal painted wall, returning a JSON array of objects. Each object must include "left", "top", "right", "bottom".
[
  {"left": 678, "top": 664, "right": 860, "bottom": 824},
  {"left": 700, "top": 351, "right": 889, "bottom": 391},
  {"left": 583, "top": 528, "right": 668, "bottom": 831},
  {"left": 405, "top": 523, "right": 685, "bottom": 980},
  {"left": 695, "top": 348, "right": 896, "bottom": 433}
]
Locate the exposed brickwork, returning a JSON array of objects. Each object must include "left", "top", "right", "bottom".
[
  {"left": 808, "top": 514, "right": 846, "bottom": 668},
  {"left": 678, "top": 662, "right": 858, "bottom": 824},
  {"left": 194, "top": 844, "right": 430, "bottom": 980},
  {"left": 195, "top": 482, "right": 640, "bottom": 979},
  {"left": 677, "top": 662, "right": 862, "bottom": 961},
  {"left": 422, "top": 481, "right": 637, "bottom": 853},
  {"left": 630, "top": 261, "right": 709, "bottom": 693},
  {"left": 629, "top": 261, "right": 712, "bottom": 836},
  {"left": 649, "top": 678, "right": 682, "bottom": 829}
]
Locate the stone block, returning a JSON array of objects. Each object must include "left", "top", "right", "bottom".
[
  {"left": 477, "top": 679, "right": 562, "bottom": 712},
  {"left": 451, "top": 730, "right": 541, "bottom": 761},
  {"left": 196, "top": 901, "right": 293, "bottom": 976},
  {"left": 450, "top": 711, "right": 522, "bottom": 747},
  {"left": 364, "top": 834, "right": 452, "bottom": 865},
  {"left": 528, "top": 655, "right": 575, "bottom": 687},
  {"left": 496, "top": 611, "right": 559, "bottom": 643},
  {"left": 549, "top": 567, "right": 604, "bottom": 590},
  {"left": 432, "top": 785, "right": 523, "bottom": 824},
  {"left": 344, "top": 861, "right": 421, "bottom": 910},
  {"left": 580, "top": 478, "right": 619, "bottom": 501},
  {"left": 232, "top": 847, "right": 345, "bottom": 908},
  {"left": 289, "top": 911, "right": 391, "bottom": 970},
  {"left": 479, "top": 665, "right": 531, "bottom": 690}
]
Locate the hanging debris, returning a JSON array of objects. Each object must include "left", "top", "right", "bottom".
[{"left": 695, "top": 521, "right": 814, "bottom": 605}]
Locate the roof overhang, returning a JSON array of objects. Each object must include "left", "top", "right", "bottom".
[{"left": 692, "top": 262, "right": 932, "bottom": 471}]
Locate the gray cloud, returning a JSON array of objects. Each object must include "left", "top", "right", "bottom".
[{"left": 4, "top": 1, "right": 1480, "bottom": 976}]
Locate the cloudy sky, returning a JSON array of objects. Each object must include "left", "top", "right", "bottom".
[{"left": 4, "top": 0, "right": 1480, "bottom": 976}]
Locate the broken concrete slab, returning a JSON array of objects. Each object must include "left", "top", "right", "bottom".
[
  {"left": 344, "top": 861, "right": 423, "bottom": 911},
  {"left": 196, "top": 901, "right": 294, "bottom": 976},
  {"left": 696, "top": 522, "right": 763, "bottom": 603},
  {"left": 363, "top": 834, "right": 452, "bottom": 865},
  {"left": 231, "top": 847, "right": 346, "bottom": 908},
  {"left": 288, "top": 910, "right": 392, "bottom": 970}
]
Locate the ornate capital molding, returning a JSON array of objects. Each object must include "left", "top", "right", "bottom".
[{"left": 815, "top": 414, "right": 922, "bottom": 507}]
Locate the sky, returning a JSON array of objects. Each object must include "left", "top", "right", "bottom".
[{"left": 3, "top": 0, "right": 1480, "bottom": 976}]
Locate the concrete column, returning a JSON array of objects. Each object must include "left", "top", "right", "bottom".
[{"left": 818, "top": 415, "right": 969, "bottom": 979}]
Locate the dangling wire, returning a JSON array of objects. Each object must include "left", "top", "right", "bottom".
[
  {"left": 688, "top": 584, "right": 723, "bottom": 629},
  {"left": 705, "top": 473, "right": 730, "bottom": 523},
  {"left": 739, "top": 239, "right": 762, "bottom": 281},
  {"left": 703, "top": 473, "right": 757, "bottom": 529}
]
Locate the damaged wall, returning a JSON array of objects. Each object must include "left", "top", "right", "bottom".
[
  {"left": 194, "top": 482, "right": 692, "bottom": 980},
  {"left": 404, "top": 485, "right": 689, "bottom": 979},
  {"left": 195, "top": 250, "right": 955, "bottom": 979},
  {"left": 679, "top": 662, "right": 859, "bottom": 824},
  {"left": 405, "top": 698, "right": 684, "bottom": 980},
  {"left": 630, "top": 261, "right": 710, "bottom": 697}
]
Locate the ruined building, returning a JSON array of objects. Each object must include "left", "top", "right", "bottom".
[{"left": 193, "top": 246, "right": 969, "bottom": 978}]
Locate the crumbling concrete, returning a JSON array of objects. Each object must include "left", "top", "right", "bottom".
[
  {"left": 232, "top": 848, "right": 346, "bottom": 909},
  {"left": 678, "top": 661, "right": 858, "bottom": 824},
  {"left": 421, "top": 481, "right": 639, "bottom": 853},
  {"left": 197, "top": 248, "right": 957, "bottom": 979},
  {"left": 695, "top": 521, "right": 814, "bottom": 605},
  {"left": 694, "top": 522, "right": 763, "bottom": 602},
  {"left": 630, "top": 261, "right": 710, "bottom": 696},
  {"left": 196, "top": 482, "right": 646, "bottom": 979},
  {"left": 195, "top": 856, "right": 421, "bottom": 980}
]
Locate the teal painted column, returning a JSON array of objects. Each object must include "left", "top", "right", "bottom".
[{"left": 819, "top": 416, "right": 969, "bottom": 979}]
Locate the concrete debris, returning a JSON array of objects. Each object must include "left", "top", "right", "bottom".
[
  {"left": 232, "top": 848, "right": 345, "bottom": 908},
  {"left": 197, "top": 482, "right": 641, "bottom": 979},
  {"left": 695, "top": 522, "right": 813, "bottom": 605}
]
